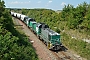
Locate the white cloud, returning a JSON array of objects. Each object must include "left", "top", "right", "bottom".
[
  {"left": 37, "top": 1, "right": 41, "bottom": 3},
  {"left": 45, "top": 0, "right": 53, "bottom": 7},
  {"left": 10, "top": 1, "right": 19, "bottom": 4},
  {"left": 48, "top": 1, "right": 52, "bottom": 3},
  {"left": 61, "top": 2, "right": 66, "bottom": 6},
  {"left": 8, "top": 1, "right": 30, "bottom": 4}
]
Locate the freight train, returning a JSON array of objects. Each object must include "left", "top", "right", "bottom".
[{"left": 10, "top": 11, "right": 63, "bottom": 50}]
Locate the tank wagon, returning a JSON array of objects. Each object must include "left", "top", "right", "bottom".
[
  {"left": 10, "top": 11, "right": 14, "bottom": 16},
  {"left": 16, "top": 13, "right": 21, "bottom": 19},
  {"left": 11, "top": 11, "right": 63, "bottom": 50},
  {"left": 21, "top": 15, "right": 28, "bottom": 21},
  {"left": 13, "top": 12, "right": 17, "bottom": 17}
]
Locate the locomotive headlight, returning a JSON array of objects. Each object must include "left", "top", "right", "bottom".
[{"left": 52, "top": 44, "right": 55, "bottom": 47}]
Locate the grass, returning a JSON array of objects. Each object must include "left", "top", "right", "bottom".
[{"left": 61, "top": 32, "right": 90, "bottom": 60}]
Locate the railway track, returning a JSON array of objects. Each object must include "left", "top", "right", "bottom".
[
  {"left": 51, "top": 51, "right": 71, "bottom": 60},
  {"left": 60, "top": 51, "right": 71, "bottom": 60},
  {"left": 13, "top": 17, "right": 81, "bottom": 60},
  {"left": 51, "top": 50, "right": 80, "bottom": 60}
]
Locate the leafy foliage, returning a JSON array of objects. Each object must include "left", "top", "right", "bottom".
[
  {"left": 0, "top": 27, "right": 38, "bottom": 60},
  {"left": 0, "top": 1, "right": 38, "bottom": 60},
  {"left": 60, "top": 2, "right": 90, "bottom": 30}
]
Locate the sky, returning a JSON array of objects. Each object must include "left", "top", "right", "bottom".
[{"left": 4, "top": 0, "right": 90, "bottom": 11}]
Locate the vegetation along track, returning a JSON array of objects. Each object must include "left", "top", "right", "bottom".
[{"left": 13, "top": 17, "right": 82, "bottom": 60}]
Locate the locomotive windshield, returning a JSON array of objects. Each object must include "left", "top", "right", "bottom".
[{"left": 49, "top": 35, "right": 60, "bottom": 44}]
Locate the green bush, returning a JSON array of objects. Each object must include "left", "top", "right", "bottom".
[{"left": 0, "top": 0, "right": 39, "bottom": 60}]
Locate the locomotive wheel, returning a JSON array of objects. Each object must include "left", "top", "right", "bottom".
[{"left": 47, "top": 42, "right": 50, "bottom": 49}]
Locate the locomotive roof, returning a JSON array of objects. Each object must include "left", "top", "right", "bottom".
[
  {"left": 36, "top": 23, "right": 49, "bottom": 28},
  {"left": 47, "top": 28, "right": 60, "bottom": 35},
  {"left": 36, "top": 23, "right": 42, "bottom": 27},
  {"left": 28, "top": 18, "right": 35, "bottom": 21},
  {"left": 31, "top": 21, "right": 37, "bottom": 24},
  {"left": 28, "top": 18, "right": 32, "bottom": 20}
]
